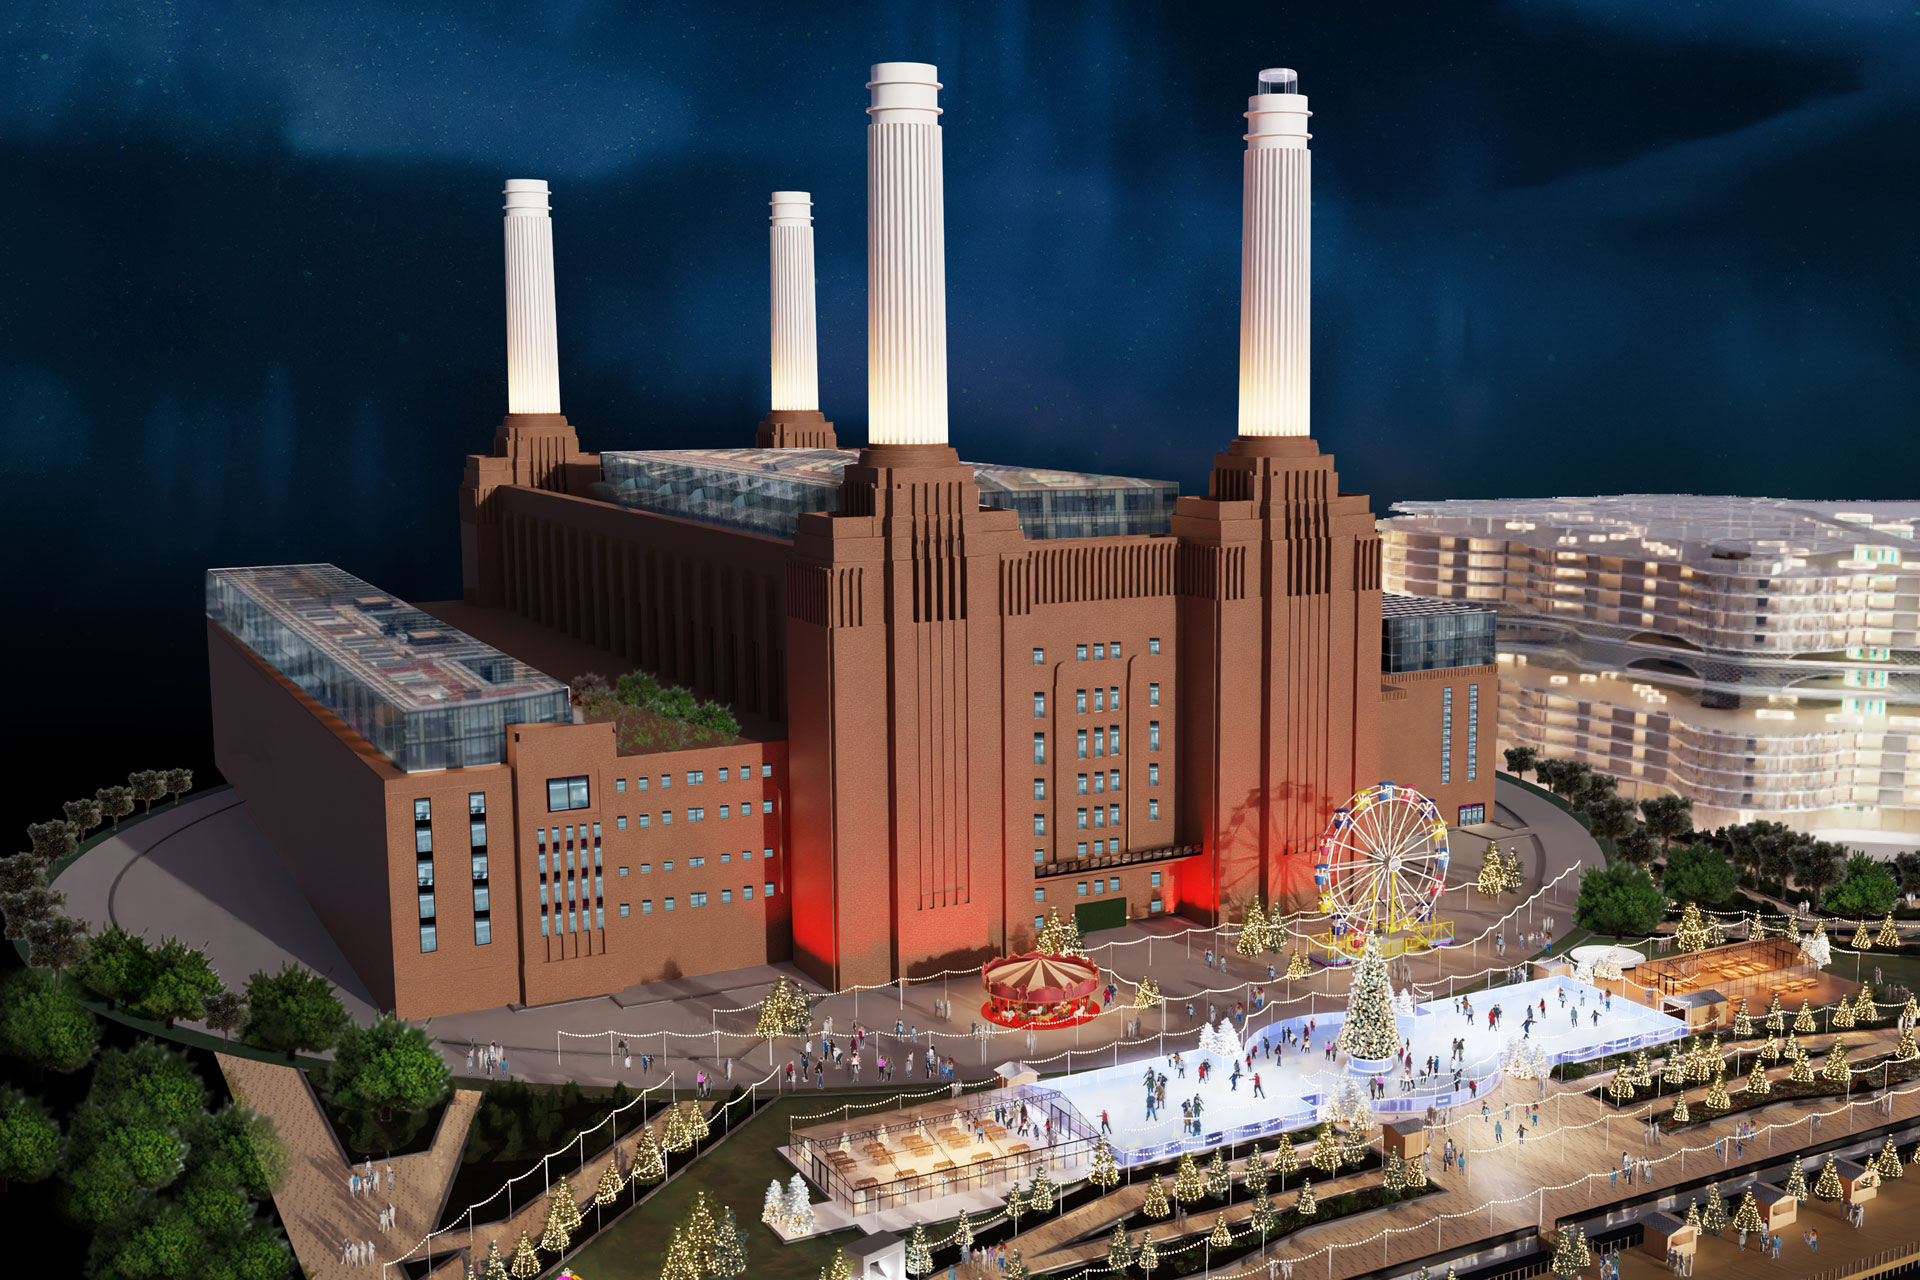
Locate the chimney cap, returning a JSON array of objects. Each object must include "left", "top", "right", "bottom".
[
  {"left": 503, "top": 179, "right": 551, "bottom": 216},
  {"left": 868, "top": 62, "right": 942, "bottom": 124},
  {"left": 1257, "top": 68, "right": 1299, "bottom": 95}
]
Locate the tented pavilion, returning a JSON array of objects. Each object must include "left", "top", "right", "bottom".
[
  {"left": 1625, "top": 937, "right": 1854, "bottom": 1027},
  {"left": 980, "top": 952, "right": 1101, "bottom": 1029}
]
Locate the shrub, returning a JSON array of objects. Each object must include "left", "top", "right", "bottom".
[
  {"left": 239, "top": 964, "right": 348, "bottom": 1059},
  {"left": 0, "top": 972, "right": 98, "bottom": 1073},
  {"left": 1661, "top": 841, "right": 1736, "bottom": 908},
  {"left": 1575, "top": 864, "right": 1665, "bottom": 937}
]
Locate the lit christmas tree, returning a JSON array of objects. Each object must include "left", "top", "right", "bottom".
[
  {"left": 1142, "top": 1175, "right": 1172, "bottom": 1219},
  {"left": 1801, "top": 922, "right": 1832, "bottom": 969},
  {"left": 682, "top": 1192, "right": 721, "bottom": 1273},
  {"left": 1671, "top": 1094, "right": 1690, "bottom": 1124},
  {"left": 1205, "top": 1149, "right": 1231, "bottom": 1201},
  {"left": 1004, "top": 1250, "right": 1030, "bottom": 1280},
  {"left": 1028, "top": 1165, "right": 1056, "bottom": 1214},
  {"left": 1787, "top": 1031, "right": 1802, "bottom": 1059},
  {"left": 1242, "top": 1145, "right": 1270, "bottom": 1195},
  {"left": 762, "top": 1179, "right": 785, "bottom": 1227},
  {"left": 785, "top": 1174, "right": 815, "bottom": 1233},
  {"left": 1250, "top": 1192, "right": 1278, "bottom": 1239},
  {"left": 1704, "top": 1067, "right": 1731, "bottom": 1112},
  {"left": 596, "top": 1157, "right": 623, "bottom": 1207},
  {"left": 1173, "top": 1152, "right": 1205, "bottom": 1203},
  {"left": 1339, "top": 933, "right": 1400, "bottom": 1061},
  {"left": 1089, "top": 1136, "right": 1121, "bottom": 1191},
  {"left": 1705, "top": 915, "right": 1727, "bottom": 947},
  {"left": 1209, "top": 1213, "right": 1232, "bottom": 1247},
  {"left": 1134, "top": 977, "right": 1163, "bottom": 1008},
  {"left": 1790, "top": 1048, "right": 1815, "bottom": 1085},
  {"left": 1731, "top": 1190, "right": 1764, "bottom": 1236},
  {"left": 1833, "top": 997, "right": 1856, "bottom": 1030},
  {"left": 1005, "top": 1184, "right": 1027, "bottom": 1231},
  {"left": 632, "top": 1129, "right": 666, "bottom": 1183},
  {"left": 1407, "top": 1152, "right": 1429, "bottom": 1190},
  {"left": 1342, "top": 1126, "right": 1368, "bottom": 1169},
  {"left": 1384, "top": 1149, "right": 1407, "bottom": 1193},
  {"left": 1673, "top": 903, "right": 1710, "bottom": 953},
  {"left": 1853, "top": 922, "right": 1873, "bottom": 950},
  {"left": 1295, "top": 1178, "right": 1318, "bottom": 1218},
  {"left": 712, "top": 1208, "right": 749, "bottom": 1279},
  {"left": 1106, "top": 1221, "right": 1136, "bottom": 1270},
  {"left": 1549, "top": 1229, "right": 1580, "bottom": 1279},
  {"left": 539, "top": 1190, "right": 573, "bottom": 1254},
  {"left": 904, "top": 1224, "right": 933, "bottom": 1277},
  {"left": 1034, "top": 906, "right": 1067, "bottom": 952},
  {"left": 1906, "top": 995, "right": 1919, "bottom": 1025},
  {"left": 1896, "top": 1024, "right": 1919, "bottom": 1062},
  {"left": 1310, "top": 1126, "right": 1343, "bottom": 1174},
  {"left": 1766, "top": 993, "right": 1785, "bottom": 1032},
  {"left": 1632, "top": 1048, "right": 1653, "bottom": 1085},
  {"left": 1683, "top": 1201, "right": 1700, "bottom": 1232},
  {"left": 1876, "top": 1135, "right": 1904, "bottom": 1181},
  {"left": 1783, "top": 1158, "right": 1809, "bottom": 1201},
  {"left": 1502, "top": 847, "right": 1524, "bottom": 891},
  {"left": 1273, "top": 1137, "right": 1299, "bottom": 1188},
  {"left": 1287, "top": 950, "right": 1311, "bottom": 980},
  {"left": 1795, "top": 1001, "right": 1817, "bottom": 1033},
  {"left": 1609, "top": 1069, "right": 1636, "bottom": 1102},
  {"left": 1138, "top": 1231, "right": 1159, "bottom": 1276},
  {"left": 1686, "top": 1038, "right": 1714, "bottom": 1084},
  {"left": 1822, "top": 1039, "right": 1852, "bottom": 1086},
  {"left": 1877, "top": 913, "right": 1900, "bottom": 949},
  {"left": 756, "top": 977, "right": 803, "bottom": 1042},
  {"left": 1475, "top": 847, "right": 1505, "bottom": 896},
  {"left": 819, "top": 1249, "right": 852, "bottom": 1280},
  {"left": 1237, "top": 897, "right": 1270, "bottom": 957},
  {"left": 1759, "top": 1034, "right": 1782, "bottom": 1062},
  {"left": 1813, "top": 1155, "right": 1844, "bottom": 1201},
  {"left": 1663, "top": 1048, "right": 1687, "bottom": 1089},
  {"left": 1700, "top": 1182, "right": 1728, "bottom": 1234},
  {"left": 1733, "top": 997, "right": 1752, "bottom": 1037},
  {"left": 662, "top": 1104, "right": 695, "bottom": 1153},
  {"left": 1745, "top": 1058, "right": 1771, "bottom": 1097},
  {"left": 482, "top": 1239, "right": 509, "bottom": 1280},
  {"left": 508, "top": 1230, "right": 541, "bottom": 1279},
  {"left": 954, "top": 1211, "right": 974, "bottom": 1253}
]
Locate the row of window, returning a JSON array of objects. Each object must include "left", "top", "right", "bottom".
[
  {"left": 1466, "top": 683, "right": 1480, "bottom": 783},
  {"left": 1036, "top": 838, "right": 1127, "bottom": 863},
  {"left": 415, "top": 792, "right": 495, "bottom": 952},
  {"left": 613, "top": 800, "right": 776, "bottom": 830},
  {"left": 550, "top": 763, "right": 781, "bottom": 814},
  {"left": 1030, "top": 639, "right": 1165, "bottom": 667},
  {"left": 617, "top": 849, "right": 772, "bottom": 875},
  {"left": 631, "top": 884, "right": 775, "bottom": 915}
]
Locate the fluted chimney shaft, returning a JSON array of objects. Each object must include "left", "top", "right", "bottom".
[
  {"left": 865, "top": 62, "right": 948, "bottom": 447},
  {"left": 769, "top": 192, "right": 820, "bottom": 413},
  {"left": 503, "top": 179, "right": 561, "bottom": 416},
  {"left": 1236, "top": 69, "right": 1312, "bottom": 439}
]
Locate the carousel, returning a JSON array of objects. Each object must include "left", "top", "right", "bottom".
[{"left": 979, "top": 952, "right": 1102, "bottom": 1029}]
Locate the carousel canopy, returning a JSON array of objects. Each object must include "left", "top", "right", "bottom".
[{"left": 982, "top": 952, "right": 1100, "bottom": 1005}]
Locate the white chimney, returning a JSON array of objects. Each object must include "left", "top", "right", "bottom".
[
  {"left": 1236, "top": 69, "right": 1312, "bottom": 439},
  {"left": 865, "top": 62, "right": 948, "bottom": 447},
  {"left": 770, "top": 192, "right": 820, "bottom": 413},
  {"left": 503, "top": 178, "right": 561, "bottom": 416}
]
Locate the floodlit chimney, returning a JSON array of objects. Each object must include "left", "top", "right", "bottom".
[
  {"left": 1237, "top": 68, "right": 1312, "bottom": 439},
  {"left": 503, "top": 178, "right": 561, "bottom": 416},
  {"left": 865, "top": 62, "right": 948, "bottom": 447},
  {"left": 770, "top": 192, "right": 820, "bottom": 413}
]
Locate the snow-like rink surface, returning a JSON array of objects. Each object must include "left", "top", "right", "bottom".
[{"left": 1045, "top": 975, "right": 1687, "bottom": 1165}]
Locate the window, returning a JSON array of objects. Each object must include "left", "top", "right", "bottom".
[
  {"left": 1109, "top": 725, "right": 1120, "bottom": 756},
  {"left": 1033, "top": 692, "right": 1047, "bottom": 718},
  {"left": 1151, "top": 898, "right": 1163, "bottom": 913},
  {"left": 1033, "top": 888, "right": 1046, "bottom": 903},
  {"left": 1093, "top": 772, "right": 1104, "bottom": 795},
  {"left": 1467, "top": 684, "right": 1480, "bottom": 782},
  {"left": 762, "top": 800, "right": 775, "bottom": 814},
  {"left": 718, "top": 767, "right": 729, "bottom": 782},
  {"left": 665, "top": 897, "right": 676, "bottom": 911},
  {"left": 1108, "top": 838, "right": 1119, "bottom": 854},
  {"left": 1150, "top": 871, "right": 1162, "bottom": 887},
  {"left": 663, "top": 861, "right": 673, "bottom": 871},
  {"left": 413, "top": 798, "right": 432, "bottom": 823},
  {"left": 1441, "top": 687, "right": 1454, "bottom": 786},
  {"left": 1148, "top": 763, "right": 1160, "bottom": 786},
  {"left": 1111, "top": 642, "right": 1122, "bottom": 658},
  {"left": 1033, "top": 778, "right": 1046, "bottom": 800},
  {"left": 744, "top": 885, "right": 754, "bottom": 900},
  {"left": 637, "top": 776, "right": 649, "bottom": 791},
  {"left": 470, "top": 820, "right": 487, "bottom": 846},
  {"left": 1035, "top": 849, "right": 1045, "bottom": 865},
  {"left": 537, "top": 851, "right": 548, "bottom": 876},
  {"left": 1094, "top": 688, "right": 1104, "bottom": 713},
  {"left": 1149, "top": 721, "right": 1161, "bottom": 751},
  {"left": 642, "top": 899, "right": 653, "bottom": 915},
  {"left": 721, "top": 853, "right": 731, "bottom": 864},
  {"left": 689, "top": 856, "right": 706, "bottom": 868},
  {"left": 719, "top": 805, "right": 730, "bottom": 819},
  {"left": 765, "top": 882, "right": 776, "bottom": 897},
  {"left": 471, "top": 854, "right": 488, "bottom": 880},
  {"left": 1149, "top": 682, "right": 1160, "bottom": 707},
  {"left": 638, "top": 814, "right": 651, "bottom": 828},
  {"left": 662, "top": 811, "right": 673, "bottom": 825},
  {"left": 1148, "top": 637, "right": 1161, "bottom": 655},
  {"left": 1109, "top": 877, "right": 1120, "bottom": 892},
  {"left": 1109, "top": 769, "right": 1120, "bottom": 790},
  {"left": 1093, "top": 807, "right": 1105, "bottom": 828},
  {"left": 1076, "top": 644, "right": 1088, "bottom": 661},
  {"left": 763, "top": 848, "right": 773, "bottom": 859},
  {"left": 547, "top": 776, "right": 591, "bottom": 811},
  {"left": 1109, "top": 804, "right": 1120, "bottom": 826},
  {"left": 1035, "top": 915, "right": 1045, "bottom": 930},
  {"left": 661, "top": 774, "right": 672, "bottom": 788},
  {"left": 417, "top": 861, "right": 434, "bottom": 887},
  {"left": 742, "top": 850, "right": 753, "bottom": 861},
  {"left": 1033, "top": 814, "right": 1046, "bottom": 835},
  {"left": 1076, "top": 808, "right": 1089, "bottom": 830},
  {"left": 1111, "top": 685, "right": 1120, "bottom": 709},
  {"left": 420, "top": 924, "right": 437, "bottom": 953},
  {"left": 688, "top": 807, "right": 705, "bottom": 822},
  {"left": 1077, "top": 842, "right": 1088, "bottom": 858},
  {"left": 1093, "top": 644, "right": 1106, "bottom": 660},
  {"left": 620, "top": 903, "right": 631, "bottom": 918},
  {"left": 468, "top": 793, "right": 485, "bottom": 816},
  {"left": 1076, "top": 689, "right": 1088, "bottom": 714},
  {"left": 1091, "top": 879, "right": 1102, "bottom": 894},
  {"left": 688, "top": 770, "right": 704, "bottom": 785},
  {"left": 618, "top": 866, "right": 629, "bottom": 877},
  {"left": 1458, "top": 803, "right": 1486, "bottom": 825},
  {"left": 616, "top": 816, "right": 628, "bottom": 831},
  {"left": 474, "top": 918, "right": 491, "bottom": 945},
  {"left": 1093, "top": 727, "right": 1105, "bottom": 758},
  {"left": 1076, "top": 773, "right": 1087, "bottom": 795},
  {"left": 1077, "top": 881, "right": 1088, "bottom": 896},
  {"left": 415, "top": 827, "right": 433, "bottom": 855},
  {"left": 615, "top": 778, "right": 626, "bottom": 793},
  {"left": 1149, "top": 799, "right": 1160, "bottom": 820},
  {"left": 761, "top": 763, "right": 772, "bottom": 778},
  {"left": 1077, "top": 729, "right": 1088, "bottom": 759},
  {"left": 1032, "top": 647, "right": 1045, "bottom": 665},
  {"left": 1033, "top": 733, "right": 1047, "bottom": 765},
  {"left": 721, "top": 889, "right": 732, "bottom": 903},
  {"left": 472, "top": 886, "right": 490, "bottom": 913}
]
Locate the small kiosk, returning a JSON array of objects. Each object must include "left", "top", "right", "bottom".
[
  {"left": 1384, "top": 1117, "right": 1428, "bottom": 1166},
  {"left": 1837, "top": 1159, "right": 1881, "bottom": 1204},
  {"left": 1642, "top": 1211, "right": 1697, "bottom": 1264},
  {"left": 1751, "top": 1184, "right": 1797, "bottom": 1233}
]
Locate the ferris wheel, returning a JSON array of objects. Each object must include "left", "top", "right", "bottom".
[{"left": 1313, "top": 782, "right": 1452, "bottom": 957}]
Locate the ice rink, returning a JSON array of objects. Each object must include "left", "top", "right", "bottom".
[{"left": 1048, "top": 975, "right": 1688, "bottom": 1164}]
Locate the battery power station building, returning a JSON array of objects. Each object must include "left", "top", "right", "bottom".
[{"left": 206, "top": 65, "right": 1496, "bottom": 1019}]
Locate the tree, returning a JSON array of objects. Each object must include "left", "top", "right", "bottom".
[
  {"left": 326, "top": 1013, "right": 451, "bottom": 1118},
  {"left": 1821, "top": 1039, "right": 1852, "bottom": 1086},
  {"left": 1310, "top": 1126, "right": 1343, "bottom": 1174},
  {"left": 1237, "top": 896, "right": 1270, "bottom": 957},
  {"left": 25, "top": 914, "right": 88, "bottom": 980},
  {"left": 1242, "top": 1144, "right": 1270, "bottom": 1196},
  {"left": 903, "top": 1223, "right": 932, "bottom": 1278},
  {"left": 1574, "top": 864, "right": 1665, "bottom": 937},
  {"left": 1812, "top": 1155, "right": 1843, "bottom": 1201},
  {"left": 1782, "top": 1159, "right": 1809, "bottom": 1200},
  {"left": 240, "top": 964, "right": 348, "bottom": 1059},
  {"left": 1295, "top": 1177, "right": 1317, "bottom": 1218},
  {"left": 1088, "top": 1135, "right": 1121, "bottom": 1190},
  {"left": 96, "top": 785, "right": 135, "bottom": 831},
  {"left": 1172, "top": 1152, "right": 1205, "bottom": 1203},
  {"left": 1141, "top": 1174, "right": 1171, "bottom": 1219},
  {"left": 129, "top": 771, "right": 165, "bottom": 813},
  {"left": 1137, "top": 1231, "right": 1159, "bottom": 1277},
  {"left": 1029, "top": 1165, "right": 1056, "bottom": 1214},
  {"left": 1616, "top": 826, "right": 1659, "bottom": 871},
  {"left": 1662, "top": 842, "right": 1736, "bottom": 907},
  {"left": 0, "top": 971, "right": 98, "bottom": 1073},
  {"left": 784, "top": 1174, "right": 813, "bottom": 1232},
  {"left": 1895, "top": 852, "right": 1920, "bottom": 895},
  {"left": 1586, "top": 795, "right": 1636, "bottom": 861},
  {"left": 1272, "top": 1136, "right": 1299, "bottom": 1188},
  {"left": 1208, "top": 1212, "right": 1232, "bottom": 1247},
  {"left": 1639, "top": 795, "right": 1695, "bottom": 854},
  {"left": 1878, "top": 913, "right": 1901, "bottom": 949},
  {"left": 1250, "top": 1192, "right": 1278, "bottom": 1240},
  {"left": 539, "top": 1186, "right": 574, "bottom": 1253},
  {"left": 27, "top": 820, "right": 79, "bottom": 866},
  {"left": 203, "top": 990, "right": 247, "bottom": 1040},
  {"left": 1338, "top": 933, "right": 1399, "bottom": 1061},
  {"left": 508, "top": 1228, "right": 541, "bottom": 1278},
  {"left": 0, "top": 883, "right": 65, "bottom": 940},
  {"left": 0, "top": 853, "right": 45, "bottom": 895},
  {"left": 72, "top": 925, "right": 155, "bottom": 1009},
  {"left": 632, "top": 1129, "right": 666, "bottom": 1183},
  {"left": 1876, "top": 1135, "right": 1904, "bottom": 1181},
  {"left": 1475, "top": 846, "right": 1507, "bottom": 896},
  {"left": 1503, "top": 746, "right": 1537, "bottom": 779},
  {"left": 137, "top": 936, "right": 224, "bottom": 1028},
  {"left": 1106, "top": 1221, "right": 1136, "bottom": 1270},
  {"left": 819, "top": 1249, "right": 852, "bottom": 1280},
  {"left": 1005, "top": 1183, "right": 1027, "bottom": 1231},
  {"left": 1791, "top": 840, "right": 1848, "bottom": 909},
  {"left": 1825, "top": 852, "right": 1900, "bottom": 918},
  {"left": 1575, "top": 771, "right": 1617, "bottom": 815},
  {"left": 1672, "top": 902, "right": 1712, "bottom": 954},
  {"left": 63, "top": 798, "right": 104, "bottom": 840},
  {"left": 0, "top": 1086, "right": 61, "bottom": 1190},
  {"left": 163, "top": 769, "right": 195, "bottom": 806}
]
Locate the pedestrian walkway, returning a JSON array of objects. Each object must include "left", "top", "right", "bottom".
[{"left": 217, "top": 1053, "right": 479, "bottom": 1278}]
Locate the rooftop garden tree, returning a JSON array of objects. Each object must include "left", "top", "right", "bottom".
[
  {"left": 1574, "top": 864, "right": 1664, "bottom": 937},
  {"left": 202, "top": 990, "right": 247, "bottom": 1041},
  {"left": 72, "top": 925, "right": 155, "bottom": 1010},
  {"left": 26, "top": 913, "right": 89, "bottom": 981},
  {"left": 62, "top": 797, "right": 104, "bottom": 839},
  {"left": 1639, "top": 795, "right": 1695, "bottom": 854},
  {"left": 135, "top": 937, "right": 223, "bottom": 1028},
  {"left": 1824, "top": 852, "right": 1900, "bottom": 919},
  {"left": 1502, "top": 746, "right": 1536, "bottom": 779},
  {"left": 326, "top": 1013, "right": 451, "bottom": 1121},
  {"left": 0, "top": 971, "right": 98, "bottom": 1074},
  {"left": 128, "top": 771, "right": 165, "bottom": 813},
  {"left": 95, "top": 785, "right": 135, "bottom": 831},
  {"left": 162, "top": 769, "right": 194, "bottom": 805},
  {"left": 240, "top": 964, "right": 349, "bottom": 1060},
  {"left": 1663, "top": 843, "right": 1736, "bottom": 909},
  {"left": 0, "top": 1086, "right": 61, "bottom": 1191},
  {"left": 27, "top": 820, "right": 78, "bottom": 865}
]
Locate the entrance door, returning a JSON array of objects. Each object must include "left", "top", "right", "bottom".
[{"left": 1075, "top": 897, "right": 1127, "bottom": 936}]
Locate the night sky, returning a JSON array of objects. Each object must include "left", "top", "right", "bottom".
[{"left": 5, "top": 1, "right": 1918, "bottom": 822}]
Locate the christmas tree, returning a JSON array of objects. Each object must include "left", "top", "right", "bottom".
[
  {"left": 955, "top": 1211, "right": 974, "bottom": 1252},
  {"left": 1746, "top": 1059, "right": 1771, "bottom": 1096},
  {"left": 1700, "top": 1183, "right": 1728, "bottom": 1234},
  {"left": 1794, "top": 1001, "right": 1817, "bottom": 1033},
  {"left": 1242, "top": 1144, "right": 1270, "bottom": 1195},
  {"left": 1209, "top": 1213, "right": 1233, "bottom": 1247},
  {"left": 1339, "top": 932, "right": 1400, "bottom": 1061},
  {"left": 1383, "top": 1149, "right": 1407, "bottom": 1193},
  {"left": 1663, "top": 1048, "right": 1686, "bottom": 1088},
  {"left": 1310, "top": 1126, "right": 1343, "bottom": 1173},
  {"left": 1731, "top": 1190, "right": 1764, "bottom": 1236},
  {"left": 1173, "top": 1152, "right": 1206, "bottom": 1203},
  {"left": 763, "top": 1179, "right": 786, "bottom": 1227},
  {"left": 539, "top": 1191, "right": 573, "bottom": 1254},
  {"left": 1897, "top": 1024, "right": 1919, "bottom": 1062},
  {"left": 633, "top": 1129, "right": 666, "bottom": 1183},
  {"left": 1142, "top": 1175, "right": 1172, "bottom": 1219},
  {"left": 1878, "top": 913, "right": 1900, "bottom": 949},
  {"left": 756, "top": 977, "right": 800, "bottom": 1041},
  {"left": 1475, "top": 847, "right": 1505, "bottom": 896},
  {"left": 1683, "top": 1201, "right": 1700, "bottom": 1232},
  {"left": 1706, "top": 915, "right": 1727, "bottom": 947},
  {"left": 904, "top": 1224, "right": 933, "bottom": 1277},
  {"left": 1704, "top": 1067, "right": 1732, "bottom": 1112},
  {"left": 1802, "top": 922, "right": 1832, "bottom": 969},
  {"left": 1407, "top": 1152, "right": 1429, "bottom": 1190},
  {"left": 1205, "top": 1149, "right": 1231, "bottom": 1201},
  {"left": 1790, "top": 1048, "right": 1815, "bottom": 1085},
  {"left": 1833, "top": 997, "right": 1856, "bottom": 1029},
  {"left": 1343, "top": 1126, "right": 1368, "bottom": 1169},
  {"left": 682, "top": 1192, "right": 721, "bottom": 1274},
  {"left": 1783, "top": 1158, "right": 1808, "bottom": 1200},
  {"left": 556, "top": 1171, "right": 584, "bottom": 1231},
  {"left": 1502, "top": 847, "right": 1524, "bottom": 891},
  {"left": 819, "top": 1250, "right": 852, "bottom": 1280},
  {"left": 1287, "top": 950, "right": 1311, "bottom": 980},
  {"left": 482, "top": 1239, "right": 509, "bottom": 1280},
  {"left": 508, "top": 1230, "right": 541, "bottom": 1279},
  {"left": 1295, "top": 1178, "right": 1318, "bottom": 1218},
  {"left": 713, "top": 1208, "right": 749, "bottom": 1279},
  {"left": 1759, "top": 1034, "right": 1782, "bottom": 1062},
  {"left": 1250, "top": 1192, "right": 1278, "bottom": 1238},
  {"left": 1673, "top": 903, "right": 1710, "bottom": 953},
  {"left": 596, "top": 1157, "right": 623, "bottom": 1207},
  {"left": 662, "top": 1104, "right": 696, "bottom": 1152},
  {"left": 1574, "top": 1228, "right": 1592, "bottom": 1268},
  {"left": 1876, "top": 1135, "right": 1904, "bottom": 1180},
  {"left": 1089, "top": 1136, "right": 1121, "bottom": 1190},
  {"left": 786, "top": 1174, "right": 815, "bottom": 1233},
  {"left": 1004, "top": 1250, "right": 1030, "bottom": 1280},
  {"left": 1609, "top": 1069, "right": 1636, "bottom": 1102},
  {"left": 1671, "top": 1094, "right": 1690, "bottom": 1124},
  {"left": 1766, "top": 993, "right": 1785, "bottom": 1032},
  {"left": 1138, "top": 1231, "right": 1159, "bottom": 1276},
  {"left": 1549, "top": 1229, "right": 1580, "bottom": 1279},
  {"left": 1813, "top": 1155, "right": 1844, "bottom": 1201},
  {"left": 1029, "top": 1165, "right": 1056, "bottom": 1214},
  {"left": 1853, "top": 922, "right": 1873, "bottom": 950},
  {"left": 1005, "top": 1184, "right": 1027, "bottom": 1230},
  {"left": 1134, "top": 977, "right": 1163, "bottom": 1008},
  {"left": 1106, "top": 1221, "right": 1136, "bottom": 1270},
  {"left": 1273, "top": 1137, "right": 1299, "bottom": 1188},
  {"left": 1237, "top": 897, "right": 1270, "bottom": 957},
  {"left": 1822, "top": 1039, "right": 1852, "bottom": 1085}
]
